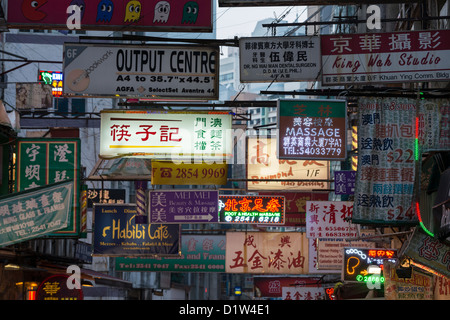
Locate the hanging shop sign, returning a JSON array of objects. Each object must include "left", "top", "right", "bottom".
[
  {"left": 148, "top": 190, "right": 219, "bottom": 224},
  {"left": 277, "top": 99, "right": 347, "bottom": 161},
  {"left": 93, "top": 204, "right": 180, "bottom": 256},
  {"left": 306, "top": 201, "right": 357, "bottom": 239},
  {"left": 6, "top": 0, "right": 213, "bottom": 33},
  {"left": 16, "top": 138, "right": 80, "bottom": 237},
  {"left": 321, "top": 30, "right": 450, "bottom": 86},
  {"left": 218, "top": 195, "right": 285, "bottom": 225},
  {"left": 352, "top": 97, "right": 418, "bottom": 225},
  {"left": 87, "top": 188, "right": 126, "bottom": 208},
  {"left": 239, "top": 36, "right": 321, "bottom": 82},
  {"left": 16, "top": 83, "right": 53, "bottom": 110},
  {"left": 334, "top": 170, "right": 356, "bottom": 195},
  {"left": 342, "top": 247, "right": 398, "bottom": 283},
  {"left": 419, "top": 99, "right": 450, "bottom": 152},
  {"left": 115, "top": 235, "right": 225, "bottom": 272},
  {"left": 225, "top": 232, "right": 309, "bottom": 274},
  {"left": 282, "top": 286, "right": 326, "bottom": 300},
  {"left": 36, "top": 274, "right": 83, "bottom": 301},
  {"left": 247, "top": 137, "right": 330, "bottom": 191},
  {"left": 38, "top": 70, "right": 63, "bottom": 97},
  {"left": 99, "top": 110, "right": 232, "bottom": 161},
  {"left": 151, "top": 160, "right": 228, "bottom": 185},
  {"left": 0, "top": 181, "right": 73, "bottom": 247},
  {"left": 253, "top": 277, "right": 323, "bottom": 298},
  {"left": 63, "top": 43, "right": 218, "bottom": 99}
]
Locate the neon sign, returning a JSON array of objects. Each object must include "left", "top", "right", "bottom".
[
  {"left": 218, "top": 195, "right": 285, "bottom": 225},
  {"left": 38, "top": 70, "right": 63, "bottom": 97},
  {"left": 343, "top": 247, "right": 397, "bottom": 283}
]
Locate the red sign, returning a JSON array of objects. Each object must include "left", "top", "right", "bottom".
[
  {"left": 254, "top": 276, "right": 322, "bottom": 298},
  {"left": 36, "top": 274, "right": 83, "bottom": 300}
]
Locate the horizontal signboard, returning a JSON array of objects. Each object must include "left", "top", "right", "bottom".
[
  {"left": 63, "top": 43, "right": 218, "bottom": 99},
  {"left": 239, "top": 36, "right": 321, "bottom": 82},
  {"left": 219, "top": 195, "right": 285, "bottom": 225},
  {"left": 87, "top": 188, "right": 126, "bottom": 208},
  {"left": 7, "top": 0, "right": 213, "bottom": 32},
  {"left": 99, "top": 110, "right": 232, "bottom": 160},
  {"left": 321, "top": 30, "right": 450, "bottom": 86},
  {"left": 148, "top": 190, "right": 219, "bottom": 224},
  {"left": 151, "top": 161, "right": 228, "bottom": 185}
]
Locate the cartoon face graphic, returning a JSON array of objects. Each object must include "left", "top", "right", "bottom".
[
  {"left": 124, "top": 0, "right": 141, "bottom": 22},
  {"left": 69, "top": 0, "right": 86, "bottom": 20},
  {"left": 97, "top": 0, "right": 114, "bottom": 22},
  {"left": 153, "top": 1, "right": 170, "bottom": 23},
  {"left": 22, "top": 0, "right": 48, "bottom": 21},
  {"left": 181, "top": 1, "right": 199, "bottom": 24}
]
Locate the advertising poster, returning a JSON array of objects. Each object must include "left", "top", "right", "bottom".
[
  {"left": 277, "top": 99, "right": 347, "bottom": 161},
  {"left": 352, "top": 97, "right": 418, "bottom": 225},
  {"left": 239, "top": 36, "right": 321, "bottom": 82},
  {"left": 247, "top": 137, "right": 330, "bottom": 191},
  {"left": 93, "top": 204, "right": 180, "bottom": 256},
  {"left": 16, "top": 83, "right": 53, "bottom": 110},
  {"left": 16, "top": 138, "right": 80, "bottom": 236},
  {"left": 321, "top": 30, "right": 450, "bottom": 86},
  {"left": 226, "top": 232, "right": 309, "bottom": 274},
  {"left": 0, "top": 181, "right": 73, "bottom": 247},
  {"left": 63, "top": 43, "right": 218, "bottom": 99},
  {"left": 99, "top": 110, "right": 232, "bottom": 161},
  {"left": 151, "top": 161, "right": 228, "bottom": 185},
  {"left": 115, "top": 235, "right": 226, "bottom": 272},
  {"left": 7, "top": 0, "right": 213, "bottom": 32}
]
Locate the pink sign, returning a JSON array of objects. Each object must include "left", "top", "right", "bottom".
[{"left": 7, "top": 0, "right": 212, "bottom": 32}]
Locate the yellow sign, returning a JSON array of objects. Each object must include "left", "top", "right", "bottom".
[{"left": 151, "top": 161, "right": 228, "bottom": 185}]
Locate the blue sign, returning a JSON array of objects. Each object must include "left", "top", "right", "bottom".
[
  {"left": 93, "top": 204, "right": 180, "bottom": 256},
  {"left": 334, "top": 171, "right": 356, "bottom": 195}
]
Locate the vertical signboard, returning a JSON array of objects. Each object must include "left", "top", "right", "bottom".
[
  {"left": 334, "top": 171, "right": 356, "bottom": 195},
  {"left": 16, "top": 138, "right": 80, "bottom": 236},
  {"left": 277, "top": 99, "right": 347, "bottom": 160}
]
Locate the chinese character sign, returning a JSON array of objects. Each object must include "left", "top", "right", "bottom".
[
  {"left": 282, "top": 286, "right": 325, "bottom": 300},
  {"left": 306, "top": 201, "right": 358, "bottom": 239},
  {"left": 226, "top": 232, "right": 309, "bottom": 274},
  {"left": 239, "top": 36, "right": 321, "bottom": 82},
  {"left": 100, "top": 110, "right": 232, "bottom": 161},
  {"left": 334, "top": 171, "right": 356, "bottom": 195},
  {"left": 321, "top": 30, "right": 450, "bottom": 86},
  {"left": 352, "top": 97, "right": 418, "bottom": 225},
  {"left": 36, "top": 274, "right": 83, "bottom": 300}
]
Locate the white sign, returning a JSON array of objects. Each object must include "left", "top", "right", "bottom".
[
  {"left": 246, "top": 137, "right": 329, "bottom": 191},
  {"left": 99, "top": 110, "right": 232, "bottom": 161},
  {"left": 63, "top": 43, "right": 218, "bottom": 99},
  {"left": 239, "top": 36, "right": 321, "bottom": 82}
]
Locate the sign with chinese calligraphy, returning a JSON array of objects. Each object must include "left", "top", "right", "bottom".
[
  {"left": 239, "top": 36, "right": 321, "bottom": 82},
  {"left": 352, "top": 97, "right": 418, "bottom": 225},
  {"left": 342, "top": 247, "right": 398, "bottom": 283},
  {"left": 306, "top": 201, "right": 357, "bottom": 239},
  {"left": 247, "top": 137, "right": 330, "bottom": 191},
  {"left": 36, "top": 274, "right": 83, "bottom": 300},
  {"left": 226, "top": 232, "right": 309, "bottom": 274},
  {"left": 321, "top": 30, "right": 450, "bottom": 86},
  {"left": 151, "top": 161, "right": 228, "bottom": 185},
  {"left": 218, "top": 195, "right": 285, "bottom": 225},
  {"left": 87, "top": 189, "right": 126, "bottom": 208},
  {"left": 7, "top": 0, "right": 213, "bottom": 33},
  {"left": 16, "top": 138, "right": 80, "bottom": 237},
  {"left": 277, "top": 99, "right": 347, "bottom": 161},
  {"left": 16, "top": 83, "right": 53, "bottom": 109},
  {"left": 282, "top": 286, "right": 326, "bottom": 300},
  {"left": 99, "top": 110, "right": 232, "bottom": 161},
  {"left": 334, "top": 171, "right": 356, "bottom": 195},
  {"left": 93, "top": 204, "right": 180, "bottom": 256},
  {"left": 148, "top": 190, "right": 219, "bottom": 224},
  {"left": 419, "top": 99, "right": 450, "bottom": 152},
  {"left": 253, "top": 276, "right": 322, "bottom": 298},
  {"left": 115, "top": 235, "right": 225, "bottom": 272},
  {"left": 38, "top": 70, "right": 63, "bottom": 97},
  {"left": 404, "top": 229, "right": 450, "bottom": 279},
  {"left": 0, "top": 181, "right": 73, "bottom": 247},
  {"left": 63, "top": 43, "right": 218, "bottom": 99}
]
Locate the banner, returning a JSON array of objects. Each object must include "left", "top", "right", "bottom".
[
  {"left": 239, "top": 36, "right": 321, "bottom": 82},
  {"left": 0, "top": 181, "right": 73, "bottom": 247},
  {"left": 151, "top": 161, "right": 228, "bottom": 185},
  {"left": 63, "top": 43, "right": 218, "bottom": 99},
  {"left": 247, "top": 137, "right": 329, "bottom": 191},
  {"left": 93, "top": 204, "right": 180, "bottom": 256},
  {"left": 7, "top": 0, "right": 213, "bottom": 32},
  {"left": 226, "top": 232, "right": 309, "bottom": 274},
  {"left": 321, "top": 30, "right": 450, "bottom": 86},
  {"left": 115, "top": 235, "right": 225, "bottom": 272}
]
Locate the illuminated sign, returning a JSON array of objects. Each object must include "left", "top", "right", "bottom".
[
  {"left": 277, "top": 99, "right": 347, "bottom": 161},
  {"left": 342, "top": 247, "right": 397, "bottom": 283},
  {"left": 219, "top": 195, "right": 285, "bottom": 225},
  {"left": 38, "top": 70, "right": 63, "bottom": 97}
]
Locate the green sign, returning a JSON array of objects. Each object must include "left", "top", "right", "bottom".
[
  {"left": 115, "top": 235, "right": 225, "bottom": 272},
  {"left": 16, "top": 138, "right": 81, "bottom": 237},
  {"left": 0, "top": 181, "right": 73, "bottom": 247}
]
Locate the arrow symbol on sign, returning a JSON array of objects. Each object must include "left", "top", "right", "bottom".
[
  {"left": 102, "top": 226, "right": 111, "bottom": 237},
  {"left": 174, "top": 214, "right": 214, "bottom": 222}
]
